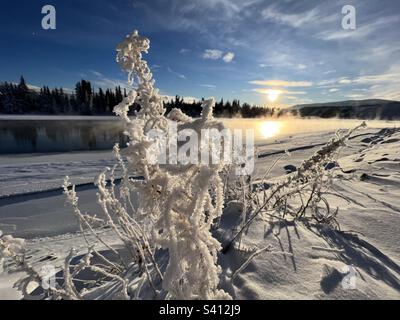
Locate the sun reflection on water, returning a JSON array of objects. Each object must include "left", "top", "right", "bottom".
[{"left": 259, "top": 121, "right": 281, "bottom": 138}]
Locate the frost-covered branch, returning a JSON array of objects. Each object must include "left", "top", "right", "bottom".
[
  {"left": 55, "top": 31, "right": 231, "bottom": 300},
  {"left": 0, "top": 230, "right": 25, "bottom": 274},
  {"left": 222, "top": 122, "right": 367, "bottom": 254}
]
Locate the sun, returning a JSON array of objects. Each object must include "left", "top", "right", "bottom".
[
  {"left": 260, "top": 121, "right": 280, "bottom": 138},
  {"left": 267, "top": 89, "right": 281, "bottom": 102}
]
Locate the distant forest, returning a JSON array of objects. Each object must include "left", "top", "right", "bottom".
[
  {"left": 0, "top": 76, "right": 280, "bottom": 118},
  {"left": 291, "top": 103, "right": 400, "bottom": 120}
]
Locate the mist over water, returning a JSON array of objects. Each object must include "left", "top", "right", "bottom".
[
  {"left": 223, "top": 118, "right": 400, "bottom": 143},
  {"left": 0, "top": 117, "right": 399, "bottom": 154}
]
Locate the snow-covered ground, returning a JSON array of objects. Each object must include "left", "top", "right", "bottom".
[
  {"left": 222, "top": 127, "right": 400, "bottom": 299},
  {"left": 0, "top": 115, "right": 118, "bottom": 121},
  {"left": 1, "top": 124, "right": 400, "bottom": 299},
  {"left": 0, "top": 151, "right": 115, "bottom": 198}
]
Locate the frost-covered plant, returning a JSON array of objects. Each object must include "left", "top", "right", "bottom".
[
  {"left": 63, "top": 169, "right": 161, "bottom": 300},
  {"left": 59, "top": 31, "right": 230, "bottom": 300},
  {"left": 112, "top": 31, "right": 230, "bottom": 300},
  {"left": 2, "top": 30, "right": 230, "bottom": 301},
  {"left": 1, "top": 229, "right": 104, "bottom": 300},
  {"left": 222, "top": 122, "right": 367, "bottom": 253},
  {"left": 0, "top": 232, "right": 66, "bottom": 299},
  {"left": 0, "top": 230, "right": 25, "bottom": 274}
]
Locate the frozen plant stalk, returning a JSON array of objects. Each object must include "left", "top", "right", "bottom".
[
  {"left": 0, "top": 230, "right": 25, "bottom": 274},
  {"left": 114, "top": 31, "right": 231, "bottom": 299}
]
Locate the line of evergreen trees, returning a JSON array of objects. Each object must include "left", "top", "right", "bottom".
[
  {"left": 0, "top": 76, "right": 279, "bottom": 118},
  {"left": 0, "top": 76, "right": 126, "bottom": 115}
]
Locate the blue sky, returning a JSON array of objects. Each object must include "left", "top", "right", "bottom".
[{"left": 0, "top": 0, "right": 399, "bottom": 107}]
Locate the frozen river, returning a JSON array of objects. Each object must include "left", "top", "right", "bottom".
[{"left": 1, "top": 115, "right": 398, "bottom": 154}]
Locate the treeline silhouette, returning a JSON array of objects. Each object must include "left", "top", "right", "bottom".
[
  {"left": 291, "top": 102, "right": 400, "bottom": 120},
  {"left": 0, "top": 76, "right": 279, "bottom": 118}
]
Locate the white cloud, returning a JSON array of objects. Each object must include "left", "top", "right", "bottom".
[
  {"left": 355, "top": 44, "right": 400, "bottom": 62},
  {"left": 90, "top": 70, "right": 103, "bottom": 77},
  {"left": 93, "top": 77, "right": 130, "bottom": 90},
  {"left": 338, "top": 78, "right": 353, "bottom": 84},
  {"left": 261, "top": 5, "right": 320, "bottom": 28},
  {"left": 203, "top": 49, "right": 235, "bottom": 63},
  {"left": 297, "top": 64, "right": 307, "bottom": 70},
  {"left": 318, "top": 15, "right": 400, "bottom": 41},
  {"left": 346, "top": 93, "right": 366, "bottom": 99},
  {"left": 223, "top": 52, "right": 235, "bottom": 63},
  {"left": 203, "top": 49, "right": 223, "bottom": 60},
  {"left": 353, "top": 73, "right": 400, "bottom": 85},
  {"left": 167, "top": 67, "right": 187, "bottom": 79},
  {"left": 286, "top": 91, "right": 307, "bottom": 95},
  {"left": 316, "top": 66, "right": 400, "bottom": 100},
  {"left": 260, "top": 3, "right": 400, "bottom": 46},
  {"left": 320, "top": 68, "right": 400, "bottom": 88},
  {"left": 252, "top": 88, "right": 307, "bottom": 95},
  {"left": 200, "top": 84, "right": 216, "bottom": 89},
  {"left": 317, "top": 79, "right": 339, "bottom": 87},
  {"left": 87, "top": 70, "right": 130, "bottom": 90},
  {"left": 250, "top": 80, "right": 313, "bottom": 87}
]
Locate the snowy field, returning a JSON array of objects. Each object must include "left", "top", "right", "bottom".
[
  {"left": 0, "top": 151, "right": 115, "bottom": 198},
  {"left": 1, "top": 121, "right": 400, "bottom": 299},
  {"left": 0, "top": 115, "right": 118, "bottom": 121}
]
